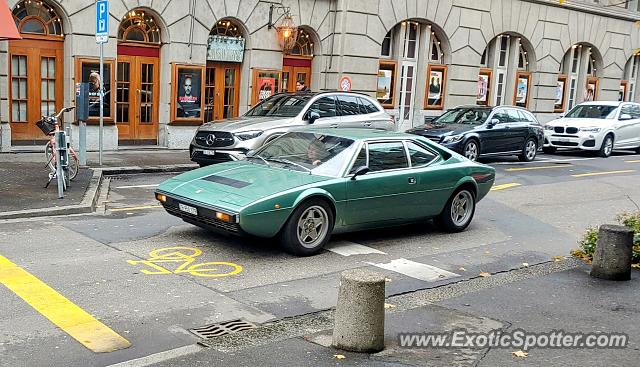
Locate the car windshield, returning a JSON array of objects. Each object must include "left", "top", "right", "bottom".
[
  {"left": 433, "top": 107, "right": 491, "bottom": 125},
  {"left": 250, "top": 132, "right": 357, "bottom": 177},
  {"left": 564, "top": 105, "right": 618, "bottom": 120},
  {"left": 245, "top": 94, "right": 313, "bottom": 117}
]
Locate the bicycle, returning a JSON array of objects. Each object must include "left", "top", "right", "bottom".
[
  {"left": 126, "top": 246, "right": 243, "bottom": 278},
  {"left": 36, "top": 106, "right": 80, "bottom": 181}
]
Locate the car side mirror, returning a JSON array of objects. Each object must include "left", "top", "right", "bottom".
[
  {"left": 487, "top": 118, "right": 499, "bottom": 128},
  {"left": 246, "top": 149, "right": 255, "bottom": 157},
  {"left": 559, "top": 114, "right": 565, "bottom": 119},
  {"left": 350, "top": 166, "right": 370, "bottom": 180},
  {"left": 619, "top": 113, "right": 633, "bottom": 121},
  {"left": 308, "top": 111, "right": 320, "bottom": 124}
]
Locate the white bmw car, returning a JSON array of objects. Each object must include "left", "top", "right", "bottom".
[{"left": 543, "top": 101, "right": 640, "bottom": 157}]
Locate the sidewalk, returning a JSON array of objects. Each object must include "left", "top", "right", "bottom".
[
  {"left": 144, "top": 259, "right": 639, "bottom": 367},
  {"left": 0, "top": 148, "right": 196, "bottom": 218}
]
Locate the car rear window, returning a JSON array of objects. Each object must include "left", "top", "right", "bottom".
[
  {"left": 308, "top": 96, "right": 337, "bottom": 118},
  {"left": 367, "top": 142, "right": 408, "bottom": 171},
  {"left": 338, "top": 96, "right": 361, "bottom": 116},
  {"left": 358, "top": 98, "right": 379, "bottom": 114}
]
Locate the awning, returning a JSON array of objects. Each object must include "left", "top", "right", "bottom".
[{"left": 0, "top": 0, "right": 20, "bottom": 40}]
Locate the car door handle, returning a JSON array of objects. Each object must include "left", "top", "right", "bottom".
[
  {"left": 362, "top": 122, "right": 372, "bottom": 126},
  {"left": 408, "top": 177, "right": 416, "bottom": 184},
  {"left": 330, "top": 123, "right": 339, "bottom": 128}
]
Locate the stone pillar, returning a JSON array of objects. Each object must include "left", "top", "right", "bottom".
[
  {"left": 590, "top": 224, "right": 634, "bottom": 281},
  {"left": 332, "top": 269, "right": 385, "bottom": 352}
]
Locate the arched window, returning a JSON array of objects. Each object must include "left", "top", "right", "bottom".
[
  {"left": 559, "top": 44, "right": 598, "bottom": 110},
  {"left": 623, "top": 55, "right": 639, "bottom": 102},
  {"left": 118, "top": 10, "right": 160, "bottom": 44},
  {"left": 210, "top": 20, "right": 244, "bottom": 38},
  {"left": 12, "top": 0, "right": 63, "bottom": 36},
  {"left": 289, "top": 28, "right": 314, "bottom": 57}
]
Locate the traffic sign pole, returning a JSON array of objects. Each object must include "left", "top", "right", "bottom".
[
  {"left": 95, "top": 0, "right": 109, "bottom": 166},
  {"left": 99, "top": 42, "right": 104, "bottom": 166}
]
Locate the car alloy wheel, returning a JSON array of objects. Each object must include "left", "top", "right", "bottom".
[
  {"left": 463, "top": 140, "right": 479, "bottom": 161},
  {"left": 450, "top": 190, "right": 474, "bottom": 227},
  {"left": 599, "top": 135, "right": 613, "bottom": 158},
  {"left": 519, "top": 139, "right": 537, "bottom": 162},
  {"left": 296, "top": 205, "right": 330, "bottom": 249}
]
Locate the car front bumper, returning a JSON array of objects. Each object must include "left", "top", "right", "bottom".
[
  {"left": 543, "top": 130, "right": 603, "bottom": 151},
  {"left": 190, "top": 145, "right": 248, "bottom": 165}
]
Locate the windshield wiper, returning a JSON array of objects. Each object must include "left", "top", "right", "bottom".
[
  {"left": 247, "top": 154, "right": 270, "bottom": 166},
  {"left": 267, "top": 158, "right": 311, "bottom": 172}
]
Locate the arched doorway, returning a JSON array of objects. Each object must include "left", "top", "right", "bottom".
[
  {"left": 116, "top": 10, "right": 161, "bottom": 144},
  {"left": 557, "top": 44, "right": 601, "bottom": 112},
  {"left": 9, "top": 0, "right": 64, "bottom": 144},
  {"left": 282, "top": 27, "right": 315, "bottom": 92},
  {"left": 205, "top": 19, "right": 244, "bottom": 122}
]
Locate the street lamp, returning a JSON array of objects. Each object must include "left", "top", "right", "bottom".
[{"left": 268, "top": 4, "right": 298, "bottom": 52}]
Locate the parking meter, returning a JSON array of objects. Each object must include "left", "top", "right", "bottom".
[{"left": 76, "top": 83, "right": 89, "bottom": 121}]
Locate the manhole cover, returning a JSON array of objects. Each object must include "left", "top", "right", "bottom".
[{"left": 189, "top": 319, "right": 257, "bottom": 339}]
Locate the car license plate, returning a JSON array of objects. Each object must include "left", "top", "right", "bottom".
[
  {"left": 559, "top": 138, "right": 569, "bottom": 142},
  {"left": 178, "top": 203, "right": 198, "bottom": 215},
  {"left": 202, "top": 150, "right": 215, "bottom": 156}
]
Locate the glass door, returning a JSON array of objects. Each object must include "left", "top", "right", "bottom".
[
  {"left": 205, "top": 62, "right": 240, "bottom": 121},
  {"left": 117, "top": 55, "right": 159, "bottom": 143},
  {"left": 398, "top": 63, "right": 416, "bottom": 128}
]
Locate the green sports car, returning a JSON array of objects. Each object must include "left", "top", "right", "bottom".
[{"left": 155, "top": 128, "right": 495, "bottom": 256}]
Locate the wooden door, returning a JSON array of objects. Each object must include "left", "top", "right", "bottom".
[
  {"left": 9, "top": 39, "right": 63, "bottom": 144},
  {"left": 116, "top": 55, "right": 159, "bottom": 143},
  {"left": 205, "top": 62, "right": 240, "bottom": 122},
  {"left": 282, "top": 65, "right": 311, "bottom": 92}
]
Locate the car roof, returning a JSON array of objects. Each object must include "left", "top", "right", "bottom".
[
  {"left": 273, "top": 91, "right": 377, "bottom": 99},
  {"left": 578, "top": 101, "right": 623, "bottom": 106},
  {"left": 291, "top": 127, "right": 412, "bottom": 140}
]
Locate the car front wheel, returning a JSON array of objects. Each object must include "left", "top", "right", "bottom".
[
  {"left": 518, "top": 138, "right": 538, "bottom": 162},
  {"left": 598, "top": 134, "right": 614, "bottom": 158},
  {"left": 436, "top": 189, "right": 476, "bottom": 233},
  {"left": 279, "top": 198, "right": 334, "bottom": 256},
  {"left": 463, "top": 140, "right": 479, "bottom": 161}
]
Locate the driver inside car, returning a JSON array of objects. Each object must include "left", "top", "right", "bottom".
[{"left": 306, "top": 140, "right": 327, "bottom": 166}]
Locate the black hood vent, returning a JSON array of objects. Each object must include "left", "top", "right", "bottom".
[{"left": 202, "top": 175, "right": 251, "bottom": 188}]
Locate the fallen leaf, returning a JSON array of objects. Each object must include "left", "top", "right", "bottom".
[
  {"left": 552, "top": 256, "right": 564, "bottom": 262},
  {"left": 459, "top": 267, "right": 467, "bottom": 272},
  {"left": 512, "top": 350, "right": 529, "bottom": 358},
  {"left": 522, "top": 262, "right": 529, "bottom": 267},
  {"left": 632, "top": 263, "right": 640, "bottom": 269},
  {"left": 385, "top": 278, "right": 392, "bottom": 282},
  {"left": 334, "top": 354, "right": 346, "bottom": 360},
  {"left": 484, "top": 251, "right": 491, "bottom": 254},
  {"left": 384, "top": 303, "right": 396, "bottom": 309},
  {"left": 479, "top": 272, "right": 491, "bottom": 277}
]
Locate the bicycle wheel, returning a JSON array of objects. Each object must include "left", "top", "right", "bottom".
[
  {"left": 45, "top": 140, "right": 55, "bottom": 173},
  {"left": 68, "top": 148, "right": 80, "bottom": 180},
  {"left": 185, "top": 262, "right": 243, "bottom": 278}
]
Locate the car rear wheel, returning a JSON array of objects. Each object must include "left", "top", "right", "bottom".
[
  {"left": 279, "top": 198, "right": 334, "bottom": 256},
  {"left": 542, "top": 146, "right": 556, "bottom": 154},
  {"left": 463, "top": 140, "right": 479, "bottom": 161},
  {"left": 598, "top": 134, "right": 613, "bottom": 158},
  {"left": 436, "top": 189, "right": 476, "bottom": 233},
  {"left": 518, "top": 138, "right": 538, "bottom": 162}
]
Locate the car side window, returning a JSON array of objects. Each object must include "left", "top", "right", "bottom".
[
  {"left": 348, "top": 146, "right": 368, "bottom": 174},
  {"left": 631, "top": 104, "right": 640, "bottom": 119},
  {"left": 358, "top": 98, "right": 379, "bottom": 114},
  {"left": 367, "top": 142, "right": 409, "bottom": 172},
  {"left": 406, "top": 142, "right": 437, "bottom": 167},
  {"left": 506, "top": 109, "right": 522, "bottom": 122},
  {"left": 517, "top": 110, "right": 532, "bottom": 122},
  {"left": 338, "top": 96, "right": 361, "bottom": 116},
  {"left": 620, "top": 104, "right": 633, "bottom": 119},
  {"left": 492, "top": 110, "right": 510, "bottom": 123},
  {"left": 307, "top": 97, "right": 337, "bottom": 118}
]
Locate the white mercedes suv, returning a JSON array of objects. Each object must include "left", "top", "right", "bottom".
[
  {"left": 190, "top": 92, "right": 394, "bottom": 166},
  {"left": 543, "top": 101, "right": 640, "bottom": 157}
]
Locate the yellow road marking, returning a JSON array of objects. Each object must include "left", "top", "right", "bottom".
[
  {"left": 505, "top": 164, "right": 573, "bottom": 172},
  {"left": 0, "top": 255, "right": 131, "bottom": 353},
  {"left": 571, "top": 170, "right": 637, "bottom": 178},
  {"left": 491, "top": 183, "right": 522, "bottom": 191},
  {"left": 624, "top": 160, "right": 640, "bottom": 163},
  {"left": 110, "top": 204, "right": 162, "bottom": 212},
  {"left": 127, "top": 247, "right": 243, "bottom": 278}
]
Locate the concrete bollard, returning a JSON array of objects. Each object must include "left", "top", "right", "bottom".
[
  {"left": 590, "top": 224, "right": 634, "bottom": 281},
  {"left": 332, "top": 269, "right": 385, "bottom": 352}
]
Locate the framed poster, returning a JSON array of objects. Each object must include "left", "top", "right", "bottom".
[
  {"left": 554, "top": 75, "right": 568, "bottom": 112},
  {"left": 171, "top": 64, "right": 205, "bottom": 123},
  {"left": 476, "top": 69, "right": 492, "bottom": 106},
  {"left": 252, "top": 69, "right": 281, "bottom": 105},
  {"left": 513, "top": 71, "right": 531, "bottom": 108},
  {"left": 75, "top": 58, "right": 115, "bottom": 123},
  {"left": 619, "top": 80, "right": 628, "bottom": 102},
  {"left": 584, "top": 77, "right": 598, "bottom": 102},
  {"left": 377, "top": 60, "right": 397, "bottom": 108},
  {"left": 425, "top": 64, "right": 446, "bottom": 110}
]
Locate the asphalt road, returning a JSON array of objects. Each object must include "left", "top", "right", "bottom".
[{"left": 1, "top": 151, "right": 640, "bottom": 367}]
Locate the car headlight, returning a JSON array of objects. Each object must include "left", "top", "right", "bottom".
[
  {"left": 234, "top": 130, "right": 263, "bottom": 141},
  {"left": 442, "top": 134, "right": 464, "bottom": 144},
  {"left": 579, "top": 127, "right": 601, "bottom": 133},
  {"left": 544, "top": 125, "right": 554, "bottom": 131}
]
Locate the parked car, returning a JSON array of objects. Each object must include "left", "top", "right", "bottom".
[
  {"left": 406, "top": 105, "right": 544, "bottom": 162},
  {"left": 156, "top": 128, "right": 495, "bottom": 256},
  {"left": 543, "top": 101, "right": 640, "bottom": 157},
  {"left": 189, "top": 92, "right": 395, "bottom": 166}
]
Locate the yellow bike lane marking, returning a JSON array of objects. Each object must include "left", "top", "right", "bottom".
[
  {"left": 127, "top": 246, "right": 243, "bottom": 278},
  {"left": 0, "top": 254, "right": 131, "bottom": 353},
  {"left": 491, "top": 183, "right": 521, "bottom": 191},
  {"left": 505, "top": 164, "right": 573, "bottom": 172},
  {"left": 571, "top": 170, "right": 637, "bottom": 178}
]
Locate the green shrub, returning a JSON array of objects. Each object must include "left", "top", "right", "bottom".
[{"left": 574, "top": 212, "right": 640, "bottom": 264}]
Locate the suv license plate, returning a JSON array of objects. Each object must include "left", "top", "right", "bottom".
[
  {"left": 203, "top": 150, "right": 216, "bottom": 156},
  {"left": 178, "top": 203, "right": 198, "bottom": 215}
]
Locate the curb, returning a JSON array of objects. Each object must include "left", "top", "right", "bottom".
[{"left": 0, "top": 164, "right": 196, "bottom": 220}]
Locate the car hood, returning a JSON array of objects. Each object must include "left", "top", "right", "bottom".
[
  {"left": 158, "top": 161, "right": 330, "bottom": 209},
  {"left": 545, "top": 118, "right": 610, "bottom": 128},
  {"left": 197, "top": 116, "right": 297, "bottom": 133},
  {"left": 407, "top": 123, "right": 478, "bottom": 137}
]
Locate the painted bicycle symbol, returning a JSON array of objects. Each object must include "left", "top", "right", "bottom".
[{"left": 127, "top": 246, "right": 242, "bottom": 278}]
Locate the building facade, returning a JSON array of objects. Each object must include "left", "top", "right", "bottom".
[{"left": 1, "top": 0, "right": 640, "bottom": 151}]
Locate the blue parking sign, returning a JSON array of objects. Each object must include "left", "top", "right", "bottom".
[{"left": 96, "top": 0, "right": 109, "bottom": 43}]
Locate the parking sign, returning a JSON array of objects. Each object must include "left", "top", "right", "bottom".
[{"left": 96, "top": 0, "right": 109, "bottom": 44}]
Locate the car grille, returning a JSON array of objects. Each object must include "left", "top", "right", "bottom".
[
  {"left": 553, "top": 127, "right": 578, "bottom": 135},
  {"left": 566, "top": 127, "right": 578, "bottom": 134},
  {"left": 554, "top": 126, "right": 564, "bottom": 134},
  {"left": 551, "top": 141, "right": 579, "bottom": 147},
  {"left": 163, "top": 200, "right": 240, "bottom": 233},
  {"left": 194, "top": 131, "right": 235, "bottom": 147}
]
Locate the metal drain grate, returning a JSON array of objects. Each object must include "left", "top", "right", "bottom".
[{"left": 189, "top": 319, "right": 257, "bottom": 339}]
